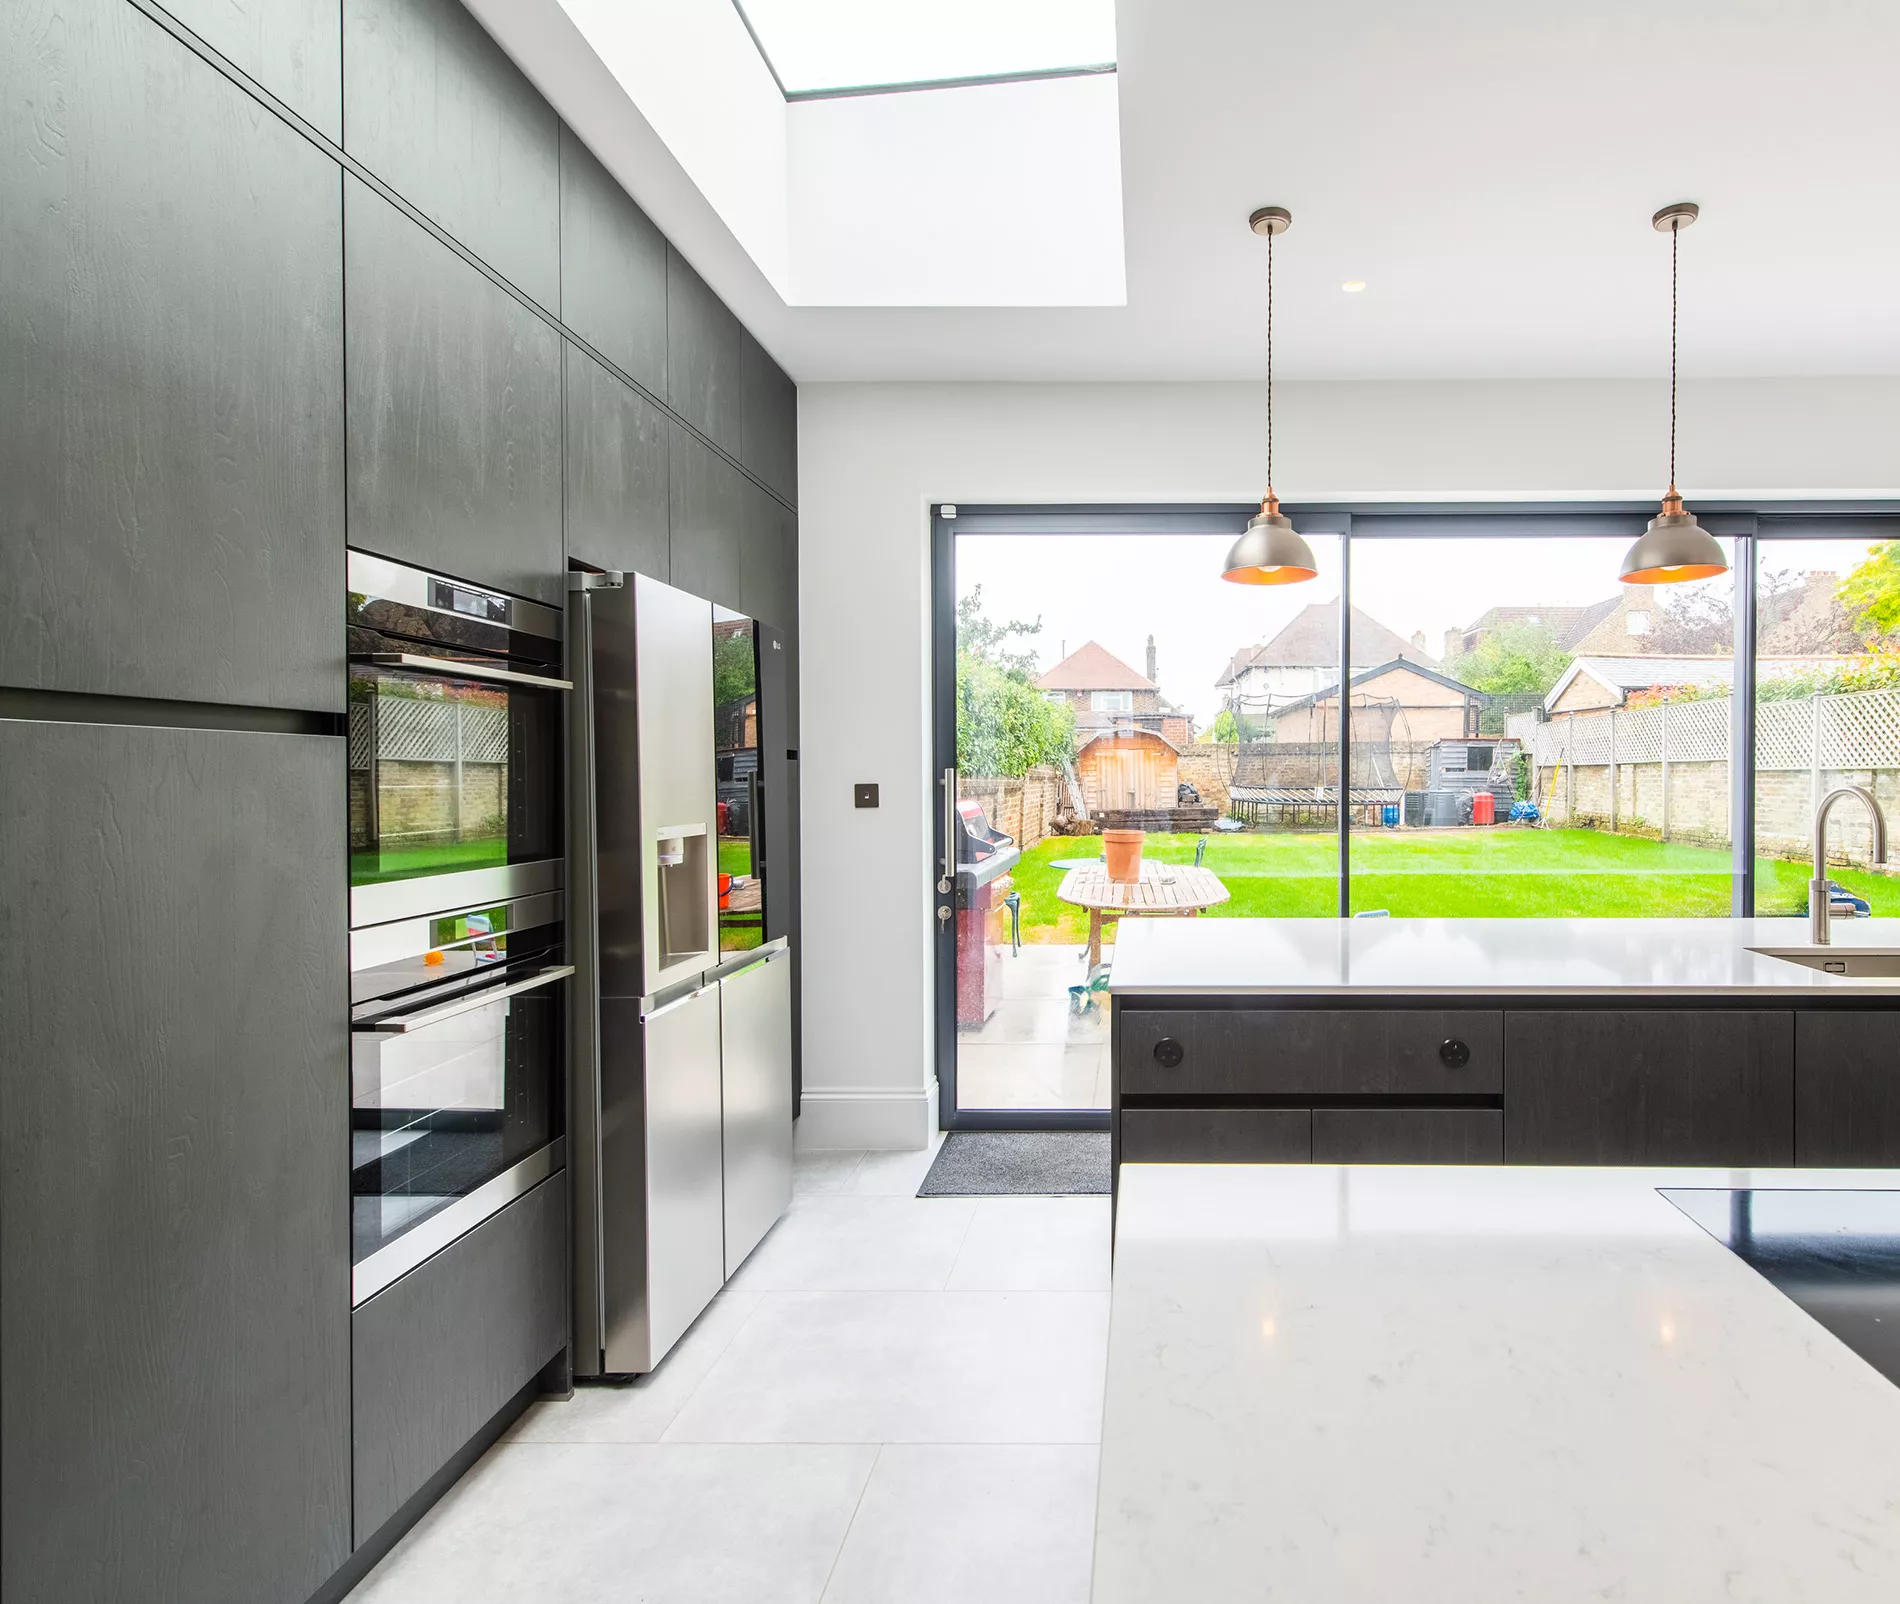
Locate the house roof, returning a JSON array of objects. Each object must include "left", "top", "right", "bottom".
[
  {"left": 1076, "top": 723, "right": 1181, "bottom": 756},
  {"left": 1544, "top": 653, "right": 1844, "bottom": 710},
  {"left": 1217, "top": 603, "right": 1436, "bottom": 686},
  {"left": 1034, "top": 640, "right": 1156, "bottom": 693},
  {"left": 1270, "top": 657, "right": 1488, "bottom": 717},
  {"left": 1463, "top": 598, "right": 1622, "bottom": 650}
]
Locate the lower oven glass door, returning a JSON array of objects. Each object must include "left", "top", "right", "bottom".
[{"left": 349, "top": 957, "right": 569, "bottom": 1302}]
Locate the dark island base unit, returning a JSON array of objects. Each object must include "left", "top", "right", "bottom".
[{"left": 1112, "top": 998, "right": 1900, "bottom": 1189}]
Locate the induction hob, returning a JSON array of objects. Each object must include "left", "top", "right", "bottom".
[{"left": 1662, "top": 1187, "right": 1900, "bottom": 1388}]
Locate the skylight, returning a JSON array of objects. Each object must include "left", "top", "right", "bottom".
[{"left": 733, "top": 0, "right": 1116, "bottom": 97}]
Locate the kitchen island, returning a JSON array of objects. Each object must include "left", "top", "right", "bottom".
[
  {"left": 1093, "top": 1162, "right": 1900, "bottom": 1602},
  {"left": 1107, "top": 918, "right": 1900, "bottom": 1183}
]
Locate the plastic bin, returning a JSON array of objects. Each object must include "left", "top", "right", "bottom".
[
  {"left": 1381, "top": 803, "right": 1400, "bottom": 827},
  {"left": 1471, "top": 791, "right": 1496, "bottom": 826}
]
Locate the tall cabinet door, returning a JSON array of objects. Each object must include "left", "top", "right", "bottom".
[
  {"left": 721, "top": 947, "right": 794, "bottom": 1277},
  {"left": 0, "top": 720, "right": 350, "bottom": 1604}
]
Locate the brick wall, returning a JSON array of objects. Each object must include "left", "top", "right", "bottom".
[
  {"left": 1177, "top": 746, "right": 1235, "bottom": 816},
  {"left": 961, "top": 767, "right": 1064, "bottom": 850}
]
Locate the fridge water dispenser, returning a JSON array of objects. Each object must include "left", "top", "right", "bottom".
[{"left": 654, "top": 824, "right": 711, "bottom": 967}]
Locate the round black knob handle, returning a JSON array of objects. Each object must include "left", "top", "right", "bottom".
[
  {"left": 1439, "top": 1038, "right": 1471, "bottom": 1069},
  {"left": 1152, "top": 1037, "right": 1185, "bottom": 1070}
]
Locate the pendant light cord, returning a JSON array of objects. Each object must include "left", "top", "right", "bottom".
[
  {"left": 1669, "top": 217, "right": 1679, "bottom": 493},
  {"left": 1266, "top": 225, "right": 1276, "bottom": 499}
]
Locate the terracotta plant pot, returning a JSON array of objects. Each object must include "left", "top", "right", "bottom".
[{"left": 1103, "top": 829, "right": 1145, "bottom": 884}]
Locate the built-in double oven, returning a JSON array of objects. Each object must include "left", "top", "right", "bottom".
[{"left": 347, "top": 550, "right": 571, "bottom": 1304}]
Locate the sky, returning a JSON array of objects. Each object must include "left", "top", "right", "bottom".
[{"left": 955, "top": 532, "right": 1875, "bottom": 728}]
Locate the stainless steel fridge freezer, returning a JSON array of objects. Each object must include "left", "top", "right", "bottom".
[{"left": 717, "top": 942, "right": 794, "bottom": 1278}]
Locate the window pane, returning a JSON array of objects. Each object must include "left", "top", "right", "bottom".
[
  {"left": 1347, "top": 535, "right": 1737, "bottom": 916},
  {"left": 1753, "top": 538, "right": 1900, "bottom": 916}
]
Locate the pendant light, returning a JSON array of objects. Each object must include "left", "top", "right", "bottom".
[
  {"left": 1223, "top": 206, "right": 1319, "bottom": 585},
  {"left": 1619, "top": 202, "right": 1729, "bottom": 585}
]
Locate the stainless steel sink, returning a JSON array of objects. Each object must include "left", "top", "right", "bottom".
[{"left": 1747, "top": 946, "right": 1900, "bottom": 977}]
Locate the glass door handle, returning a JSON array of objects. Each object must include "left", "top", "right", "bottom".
[{"left": 939, "top": 767, "right": 956, "bottom": 894}]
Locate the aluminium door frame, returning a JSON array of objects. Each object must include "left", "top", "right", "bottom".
[{"left": 931, "top": 499, "right": 1900, "bottom": 1131}]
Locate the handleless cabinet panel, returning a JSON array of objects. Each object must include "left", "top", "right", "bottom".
[
  {"left": 1118, "top": 1009, "right": 1503, "bottom": 1096},
  {"left": 346, "top": 178, "right": 562, "bottom": 603},
  {"left": 559, "top": 124, "right": 667, "bottom": 397},
  {"left": 1505, "top": 1010, "right": 1794, "bottom": 1166},
  {"left": 1, "top": 0, "right": 344, "bottom": 710},
  {"left": 352, "top": 1171, "right": 568, "bottom": 1538},
  {"left": 666, "top": 246, "right": 744, "bottom": 454},
  {"left": 1121, "top": 1108, "right": 1312, "bottom": 1164},
  {"left": 163, "top": 0, "right": 342, "bottom": 137},
  {"left": 668, "top": 421, "right": 744, "bottom": 609},
  {"left": 343, "top": 0, "right": 559, "bottom": 310},
  {"left": 565, "top": 342, "right": 669, "bottom": 579},
  {"left": 1312, "top": 1108, "right": 1503, "bottom": 1165},
  {"left": 741, "top": 479, "right": 797, "bottom": 630},
  {"left": 741, "top": 332, "right": 798, "bottom": 505},
  {"left": 1795, "top": 1011, "right": 1900, "bottom": 1167},
  {"left": 1, "top": 720, "right": 349, "bottom": 1604}
]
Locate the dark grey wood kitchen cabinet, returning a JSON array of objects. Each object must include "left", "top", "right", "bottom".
[
  {"left": 346, "top": 177, "right": 563, "bottom": 604},
  {"left": 666, "top": 245, "right": 745, "bottom": 455},
  {"left": 559, "top": 124, "right": 669, "bottom": 397},
  {"left": 1505, "top": 1010, "right": 1795, "bottom": 1165},
  {"left": 163, "top": 0, "right": 342, "bottom": 137},
  {"left": 0, "top": 720, "right": 350, "bottom": 1604},
  {"left": 1312, "top": 1108, "right": 1503, "bottom": 1165},
  {"left": 352, "top": 1172, "right": 569, "bottom": 1540},
  {"left": 742, "top": 479, "right": 798, "bottom": 631},
  {"left": 343, "top": 0, "right": 560, "bottom": 311},
  {"left": 566, "top": 343, "right": 670, "bottom": 580},
  {"left": 1123, "top": 1108, "right": 1313, "bottom": 1164},
  {"left": 742, "top": 331, "right": 799, "bottom": 505},
  {"left": 0, "top": 0, "right": 344, "bottom": 711},
  {"left": 1795, "top": 1011, "right": 1900, "bottom": 1167},
  {"left": 1119, "top": 1008, "right": 1503, "bottom": 1097},
  {"left": 668, "top": 419, "right": 745, "bottom": 609}
]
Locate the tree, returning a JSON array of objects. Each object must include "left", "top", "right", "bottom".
[
  {"left": 713, "top": 627, "right": 755, "bottom": 710},
  {"left": 1839, "top": 542, "right": 1900, "bottom": 640},
  {"left": 1206, "top": 709, "right": 1241, "bottom": 743},
  {"left": 953, "top": 588, "right": 1074, "bottom": 777},
  {"left": 1445, "top": 622, "right": 1571, "bottom": 696},
  {"left": 1649, "top": 585, "right": 1733, "bottom": 654}
]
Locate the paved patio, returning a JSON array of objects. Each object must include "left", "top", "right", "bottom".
[{"left": 955, "top": 943, "right": 1110, "bottom": 1111}]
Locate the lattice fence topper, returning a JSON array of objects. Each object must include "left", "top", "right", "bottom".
[
  {"left": 1518, "top": 687, "right": 1900, "bottom": 774},
  {"left": 350, "top": 695, "right": 509, "bottom": 768}
]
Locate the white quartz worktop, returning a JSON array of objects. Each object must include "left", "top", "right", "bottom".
[
  {"left": 1107, "top": 915, "right": 1900, "bottom": 995},
  {"left": 1094, "top": 1164, "right": 1900, "bottom": 1603}
]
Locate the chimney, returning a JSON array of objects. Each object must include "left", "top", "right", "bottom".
[
  {"left": 1444, "top": 627, "right": 1461, "bottom": 660},
  {"left": 1410, "top": 630, "right": 1426, "bottom": 656},
  {"left": 1146, "top": 634, "right": 1157, "bottom": 685}
]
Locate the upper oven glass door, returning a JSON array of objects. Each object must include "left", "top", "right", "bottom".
[{"left": 348, "top": 552, "right": 566, "bottom": 924}]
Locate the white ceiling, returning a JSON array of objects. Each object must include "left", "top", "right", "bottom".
[{"left": 485, "top": 0, "right": 1900, "bottom": 383}]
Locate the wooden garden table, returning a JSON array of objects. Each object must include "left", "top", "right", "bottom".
[{"left": 1056, "top": 860, "right": 1230, "bottom": 968}]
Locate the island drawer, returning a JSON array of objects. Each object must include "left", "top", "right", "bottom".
[
  {"left": 1119, "top": 1009, "right": 1503, "bottom": 1096},
  {"left": 1311, "top": 1107, "right": 1502, "bottom": 1165},
  {"left": 1121, "top": 1108, "right": 1311, "bottom": 1163}
]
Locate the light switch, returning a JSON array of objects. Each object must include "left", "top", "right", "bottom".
[{"left": 854, "top": 783, "right": 879, "bottom": 809}]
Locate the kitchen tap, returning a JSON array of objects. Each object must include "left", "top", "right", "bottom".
[{"left": 1810, "top": 785, "right": 1887, "bottom": 944}]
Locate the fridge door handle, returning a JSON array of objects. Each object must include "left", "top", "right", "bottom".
[{"left": 640, "top": 983, "right": 718, "bottom": 1024}]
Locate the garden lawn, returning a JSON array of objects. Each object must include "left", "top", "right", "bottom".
[{"left": 1008, "top": 827, "right": 1894, "bottom": 942}]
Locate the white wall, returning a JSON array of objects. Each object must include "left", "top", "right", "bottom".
[{"left": 794, "top": 376, "right": 1900, "bottom": 1149}]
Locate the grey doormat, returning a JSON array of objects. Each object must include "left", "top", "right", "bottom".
[{"left": 917, "top": 1131, "right": 1111, "bottom": 1197}]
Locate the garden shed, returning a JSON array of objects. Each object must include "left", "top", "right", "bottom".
[{"left": 1076, "top": 725, "right": 1181, "bottom": 815}]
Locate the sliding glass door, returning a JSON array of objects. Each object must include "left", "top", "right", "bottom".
[{"left": 933, "top": 503, "right": 1900, "bottom": 1130}]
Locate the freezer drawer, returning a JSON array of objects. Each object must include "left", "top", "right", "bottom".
[
  {"left": 598, "top": 982, "right": 727, "bottom": 1374},
  {"left": 720, "top": 945, "right": 794, "bottom": 1277}
]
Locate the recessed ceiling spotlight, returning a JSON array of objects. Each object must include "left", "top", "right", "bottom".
[{"left": 1341, "top": 280, "right": 1367, "bottom": 293}]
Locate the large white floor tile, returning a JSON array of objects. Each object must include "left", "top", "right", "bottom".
[
  {"left": 347, "top": 1442, "right": 876, "bottom": 1604},
  {"left": 821, "top": 1445, "right": 1099, "bottom": 1604},
  {"left": 506, "top": 1289, "right": 763, "bottom": 1445},
  {"left": 836, "top": 1130, "right": 947, "bottom": 1196},
  {"left": 948, "top": 1199, "right": 1112, "bottom": 1292},
  {"left": 663, "top": 1290, "right": 1110, "bottom": 1445},
  {"left": 726, "top": 1194, "right": 976, "bottom": 1291},
  {"left": 793, "top": 1150, "right": 867, "bottom": 1195}
]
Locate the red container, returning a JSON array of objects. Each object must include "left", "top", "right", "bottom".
[{"left": 1471, "top": 791, "right": 1496, "bottom": 826}]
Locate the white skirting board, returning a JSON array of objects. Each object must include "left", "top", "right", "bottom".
[{"left": 794, "top": 1079, "right": 937, "bottom": 1152}]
